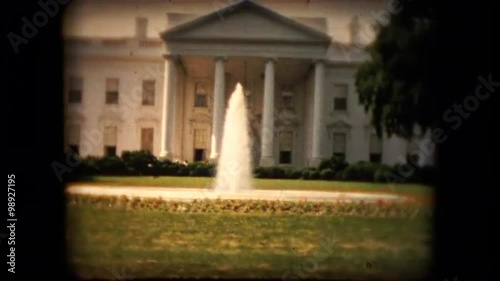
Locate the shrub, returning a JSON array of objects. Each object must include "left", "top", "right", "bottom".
[
  {"left": 320, "top": 168, "right": 335, "bottom": 180},
  {"left": 341, "top": 161, "right": 380, "bottom": 182},
  {"left": 154, "top": 160, "right": 179, "bottom": 176},
  {"left": 301, "top": 167, "right": 317, "bottom": 180},
  {"left": 121, "top": 150, "right": 158, "bottom": 175},
  {"left": 287, "top": 169, "right": 302, "bottom": 179},
  {"left": 78, "top": 156, "right": 99, "bottom": 175},
  {"left": 301, "top": 168, "right": 320, "bottom": 180},
  {"left": 317, "top": 156, "right": 349, "bottom": 178},
  {"left": 254, "top": 166, "right": 287, "bottom": 179},
  {"left": 187, "top": 162, "right": 215, "bottom": 177},
  {"left": 176, "top": 166, "right": 190, "bottom": 176},
  {"left": 374, "top": 165, "right": 392, "bottom": 183},
  {"left": 94, "top": 156, "right": 127, "bottom": 175}
]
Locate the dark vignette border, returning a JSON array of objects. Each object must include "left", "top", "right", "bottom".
[{"left": 3, "top": 0, "right": 497, "bottom": 280}]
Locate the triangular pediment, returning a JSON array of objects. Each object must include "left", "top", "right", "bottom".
[{"left": 161, "top": 0, "right": 331, "bottom": 44}]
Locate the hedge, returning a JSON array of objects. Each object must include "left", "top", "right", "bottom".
[{"left": 67, "top": 150, "right": 437, "bottom": 184}]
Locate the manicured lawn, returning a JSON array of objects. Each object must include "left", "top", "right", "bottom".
[
  {"left": 67, "top": 203, "right": 432, "bottom": 280},
  {"left": 68, "top": 176, "right": 433, "bottom": 197}
]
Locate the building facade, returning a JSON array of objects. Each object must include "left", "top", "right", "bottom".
[{"left": 63, "top": 0, "right": 436, "bottom": 168}]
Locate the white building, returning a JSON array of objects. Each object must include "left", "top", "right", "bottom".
[{"left": 63, "top": 0, "right": 436, "bottom": 168}]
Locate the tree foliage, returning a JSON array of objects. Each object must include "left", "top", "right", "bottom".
[{"left": 355, "top": 1, "right": 437, "bottom": 139}]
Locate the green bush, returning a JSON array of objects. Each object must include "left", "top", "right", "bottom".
[
  {"left": 176, "top": 166, "right": 190, "bottom": 176},
  {"left": 254, "top": 166, "right": 287, "bottom": 179},
  {"left": 320, "top": 168, "right": 335, "bottom": 180},
  {"left": 301, "top": 167, "right": 316, "bottom": 180},
  {"left": 374, "top": 165, "right": 392, "bottom": 183},
  {"left": 286, "top": 169, "right": 302, "bottom": 179},
  {"left": 301, "top": 167, "right": 320, "bottom": 180},
  {"left": 187, "top": 162, "right": 215, "bottom": 177},
  {"left": 154, "top": 160, "right": 179, "bottom": 176},
  {"left": 94, "top": 156, "right": 127, "bottom": 175},
  {"left": 341, "top": 161, "right": 381, "bottom": 182},
  {"left": 317, "top": 156, "right": 349, "bottom": 178},
  {"left": 121, "top": 150, "right": 158, "bottom": 175}
]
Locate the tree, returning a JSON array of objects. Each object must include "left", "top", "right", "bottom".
[{"left": 355, "top": 1, "right": 437, "bottom": 140}]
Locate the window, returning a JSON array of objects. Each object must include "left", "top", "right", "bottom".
[
  {"left": 279, "top": 131, "right": 293, "bottom": 164},
  {"left": 68, "top": 77, "right": 82, "bottom": 103},
  {"left": 67, "top": 125, "right": 80, "bottom": 155},
  {"left": 193, "top": 128, "right": 207, "bottom": 161},
  {"left": 369, "top": 134, "right": 383, "bottom": 163},
  {"left": 194, "top": 149, "right": 205, "bottom": 162},
  {"left": 282, "top": 92, "right": 294, "bottom": 111},
  {"left": 105, "top": 78, "right": 119, "bottom": 104},
  {"left": 104, "top": 126, "right": 117, "bottom": 156},
  {"left": 332, "top": 133, "right": 347, "bottom": 161},
  {"left": 142, "top": 80, "right": 155, "bottom": 106},
  {"left": 281, "top": 85, "right": 294, "bottom": 111},
  {"left": 194, "top": 83, "right": 207, "bottom": 108},
  {"left": 333, "top": 84, "right": 348, "bottom": 111},
  {"left": 140, "top": 128, "right": 154, "bottom": 153}
]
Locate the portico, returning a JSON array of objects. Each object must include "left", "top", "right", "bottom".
[{"left": 158, "top": 0, "right": 331, "bottom": 167}]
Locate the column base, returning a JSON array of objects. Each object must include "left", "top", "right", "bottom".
[
  {"left": 259, "top": 156, "right": 275, "bottom": 167},
  {"left": 208, "top": 155, "right": 219, "bottom": 164},
  {"left": 309, "top": 157, "right": 324, "bottom": 168},
  {"left": 159, "top": 151, "right": 173, "bottom": 161}
]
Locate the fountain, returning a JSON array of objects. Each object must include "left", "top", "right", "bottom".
[{"left": 213, "top": 83, "right": 253, "bottom": 193}]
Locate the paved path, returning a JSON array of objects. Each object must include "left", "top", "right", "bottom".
[{"left": 66, "top": 185, "right": 407, "bottom": 203}]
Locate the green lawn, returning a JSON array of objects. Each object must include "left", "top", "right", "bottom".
[
  {"left": 69, "top": 176, "right": 433, "bottom": 197},
  {"left": 67, "top": 203, "right": 433, "bottom": 280}
]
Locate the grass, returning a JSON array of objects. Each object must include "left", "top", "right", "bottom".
[
  {"left": 68, "top": 176, "right": 433, "bottom": 197},
  {"left": 67, "top": 202, "right": 433, "bottom": 280}
]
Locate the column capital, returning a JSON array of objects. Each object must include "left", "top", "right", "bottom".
[
  {"left": 214, "top": 56, "right": 228, "bottom": 62},
  {"left": 163, "top": 54, "right": 180, "bottom": 62}
]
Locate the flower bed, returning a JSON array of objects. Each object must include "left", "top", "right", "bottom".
[{"left": 66, "top": 194, "right": 432, "bottom": 219}]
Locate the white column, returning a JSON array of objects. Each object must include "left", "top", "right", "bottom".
[
  {"left": 210, "top": 57, "right": 226, "bottom": 161},
  {"left": 160, "top": 55, "right": 177, "bottom": 159},
  {"left": 310, "top": 59, "right": 325, "bottom": 166},
  {"left": 259, "top": 58, "right": 276, "bottom": 166}
]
